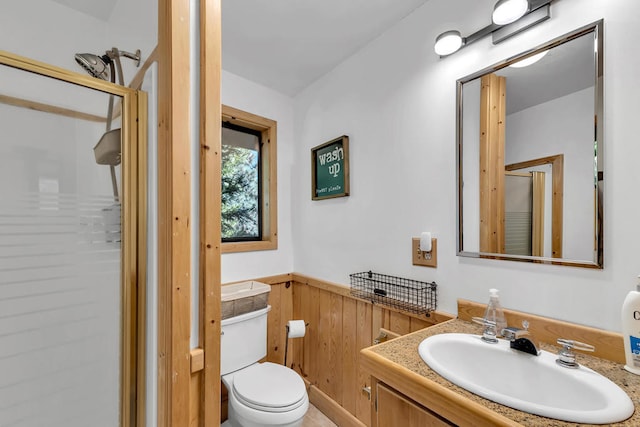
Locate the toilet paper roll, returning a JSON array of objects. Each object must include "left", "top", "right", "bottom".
[
  {"left": 420, "top": 232, "right": 432, "bottom": 252},
  {"left": 286, "top": 320, "right": 306, "bottom": 338}
]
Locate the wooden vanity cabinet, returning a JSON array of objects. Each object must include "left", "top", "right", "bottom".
[{"left": 373, "top": 380, "right": 455, "bottom": 427}]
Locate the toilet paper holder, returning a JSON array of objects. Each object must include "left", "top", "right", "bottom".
[{"left": 284, "top": 320, "right": 308, "bottom": 368}]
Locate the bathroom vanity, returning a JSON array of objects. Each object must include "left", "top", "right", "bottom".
[{"left": 361, "top": 302, "right": 640, "bottom": 426}]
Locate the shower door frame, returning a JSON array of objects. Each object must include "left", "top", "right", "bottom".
[{"left": 0, "top": 50, "right": 147, "bottom": 427}]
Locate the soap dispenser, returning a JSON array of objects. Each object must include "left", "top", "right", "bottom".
[
  {"left": 484, "top": 288, "right": 507, "bottom": 337},
  {"left": 622, "top": 276, "right": 640, "bottom": 375}
]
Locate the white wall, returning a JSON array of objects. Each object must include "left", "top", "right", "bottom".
[
  {"left": 291, "top": 0, "right": 640, "bottom": 332},
  {"left": 108, "top": 0, "right": 158, "bottom": 82},
  {"left": 0, "top": 2, "right": 108, "bottom": 72},
  {"left": 221, "top": 70, "right": 295, "bottom": 283},
  {"left": 461, "top": 78, "right": 481, "bottom": 252},
  {"left": 0, "top": 0, "right": 156, "bottom": 85}
]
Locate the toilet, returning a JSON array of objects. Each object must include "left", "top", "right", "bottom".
[{"left": 221, "top": 306, "right": 309, "bottom": 427}]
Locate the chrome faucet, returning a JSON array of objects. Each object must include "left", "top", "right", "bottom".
[
  {"left": 502, "top": 320, "right": 541, "bottom": 356},
  {"left": 472, "top": 317, "right": 541, "bottom": 355}
]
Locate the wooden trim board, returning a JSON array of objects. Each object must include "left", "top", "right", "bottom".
[
  {"left": 199, "top": 0, "right": 222, "bottom": 426},
  {"left": 303, "top": 379, "right": 368, "bottom": 427},
  {"left": 0, "top": 94, "right": 106, "bottom": 122},
  {"left": 479, "top": 73, "right": 506, "bottom": 254},
  {"left": 292, "top": 272, "right": 453, "bottom": 326},
  {"left": 156, "top": 0, "right": 193, "bottom": 425}
]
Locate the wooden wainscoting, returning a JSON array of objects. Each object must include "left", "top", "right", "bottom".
[
  {"left": 262, "top": 273, "right": 452, "bottom": 427},
  {"left": 220, "top": 273, "right": 453, "bottom": 426}
]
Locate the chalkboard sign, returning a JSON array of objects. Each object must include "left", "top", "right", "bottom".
[{"left": 311, "top": 136, "right": 350, "bottom": 200}]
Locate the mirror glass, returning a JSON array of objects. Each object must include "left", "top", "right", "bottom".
[{"left": 457, "top": 21, "right": 603, "bottom": 268}]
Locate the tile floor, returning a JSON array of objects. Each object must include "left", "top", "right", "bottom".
[{"left": 302, "top": 403, "right": 337, "bottom": 427}]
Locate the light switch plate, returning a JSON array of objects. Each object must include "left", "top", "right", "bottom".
[{"left": 412, "top": 237, "right": 437, "bottom": 268}]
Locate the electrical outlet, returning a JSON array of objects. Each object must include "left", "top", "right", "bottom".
[{"left": 412, "top": 237, "right": 437, "bottom": 268}]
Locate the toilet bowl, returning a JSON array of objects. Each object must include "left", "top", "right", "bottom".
[
  {"left": 220, "top": 304, "right": 309, "bottom": 427},
  {"left": 222, "top": 362, "right": 309, "bottom": 427}
]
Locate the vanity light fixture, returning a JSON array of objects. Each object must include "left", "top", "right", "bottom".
[
  {"left": 434, "top": 30, "right": 463, "bottom": 56},
  {"left": 492, "top": 0, "right": 529, "bottom": 25},
  {"left": 434, "top": 0, "right": 552, "bottom": 57}
]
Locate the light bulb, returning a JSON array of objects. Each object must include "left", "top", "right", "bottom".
[
  {"left": 509, "top": 50, "right": 548, "bottom": 68},
  {"left": 492, "top": 0, "right": 529, "bottom": 25},
  {"left": 434, "top": 30, "right": 463, "bottom": 56}
]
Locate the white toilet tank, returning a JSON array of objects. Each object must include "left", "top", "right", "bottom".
[{"left": 221, "top": 305, "right": 271, "bottom": 375}]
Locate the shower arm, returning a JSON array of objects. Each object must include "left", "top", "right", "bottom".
[
  {"left": 106, "top": 61, "right": 116, "bottom": 132},
  {"left": 104, "top": 47, "right": 141, "bottom": 131},
  {"left": 105, "top": 48, "right": 141, "bottom": 201},
  {"left": 108, "top": 48, "right": 141, "bottom": 85},
  {"left": 109, "top": 48, "right": 126, "bottom": 87},
  {"left": 118, "top": 49, "right": 141, "bottom": 67},
  {"left": 105, "top": 55, "right": 119, "bottom": 200}
]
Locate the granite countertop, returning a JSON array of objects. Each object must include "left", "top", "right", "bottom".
[{"left": 366, "top": 319, "right": 640, "bottom": 426}]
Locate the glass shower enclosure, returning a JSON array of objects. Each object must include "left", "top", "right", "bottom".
[{"left": 0, "top": 51, "right": 146, "bottom": 427}]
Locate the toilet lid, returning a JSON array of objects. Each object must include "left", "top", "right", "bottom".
[{"left": 232, "top": 362, "right": 306, "bottom": 412}]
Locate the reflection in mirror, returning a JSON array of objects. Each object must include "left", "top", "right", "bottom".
[{"left": 457, "top": 21, "right": 603, "bottom": 268}]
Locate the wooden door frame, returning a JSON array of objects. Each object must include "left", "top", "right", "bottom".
[
  {"left": 156, "top": 0, "right": 192, "bottom": 421},
  {"left": 199, "top": 0, "right": 222, "bottom": 425},
  {"left": 157, "top": 0, "right": 222, "bottom": 426},
  {"left": 505, "top": 154, "right": 563, "bottom": 258}
]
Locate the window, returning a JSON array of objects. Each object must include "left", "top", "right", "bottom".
[
  {"left": 221, "top": 105, "right": 277, "bottom": 252},
  {"left": 222, "top": 123, "right": 261, "bottom": 241}
]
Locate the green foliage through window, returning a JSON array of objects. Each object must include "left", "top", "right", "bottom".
[{"left": 221, "top": 124, "right": 261, "bottom": 241}]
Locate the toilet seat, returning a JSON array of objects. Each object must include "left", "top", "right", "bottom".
[{"left": 231, "top": 362, "right": 307, "bottom": 413}]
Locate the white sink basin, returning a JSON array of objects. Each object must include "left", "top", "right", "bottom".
[{"left": 418, "top": 333, "right": 634, "bottom": 424}]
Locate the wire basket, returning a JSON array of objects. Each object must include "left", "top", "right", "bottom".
[{"left": 349, "top": 271, "right": 437, "bottom": 315}]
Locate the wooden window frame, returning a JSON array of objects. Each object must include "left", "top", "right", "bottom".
[{"left": 221, "top": 104, "right": 278, "bottom": 253}]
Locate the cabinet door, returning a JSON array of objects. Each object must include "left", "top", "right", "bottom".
[{"left": 377, "top": 383, "right": 454, "bottom": 427}]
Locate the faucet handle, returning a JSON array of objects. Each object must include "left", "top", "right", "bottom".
[
  {"left": 472, "top": 317, "right": 498, "bottom": 344},
  {"left": 556, "top": 338, "right": 595, "bottom": 368},
  {"left": 472, "top": 316, "right": 495, "bottom": 327},
  {"left": 557, "top": 339, "right": 595, "bottom": 352}
]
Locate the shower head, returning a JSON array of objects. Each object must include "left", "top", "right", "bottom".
[{"left": 74, "top": 53, "right": 112, "bottom": 80}]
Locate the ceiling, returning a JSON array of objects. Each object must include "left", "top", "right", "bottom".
[
  {"left": 51, "top": 0, "right": 431, "bottom": 96},
  {"left": 222, "top": 0, "right": 430, "bottom": 96},
  {"left": 49, "top": 0, "right": 593, "bottom": 106},
  {"left": 51, "top": 0, "right": 117, "bottom": 21}
]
